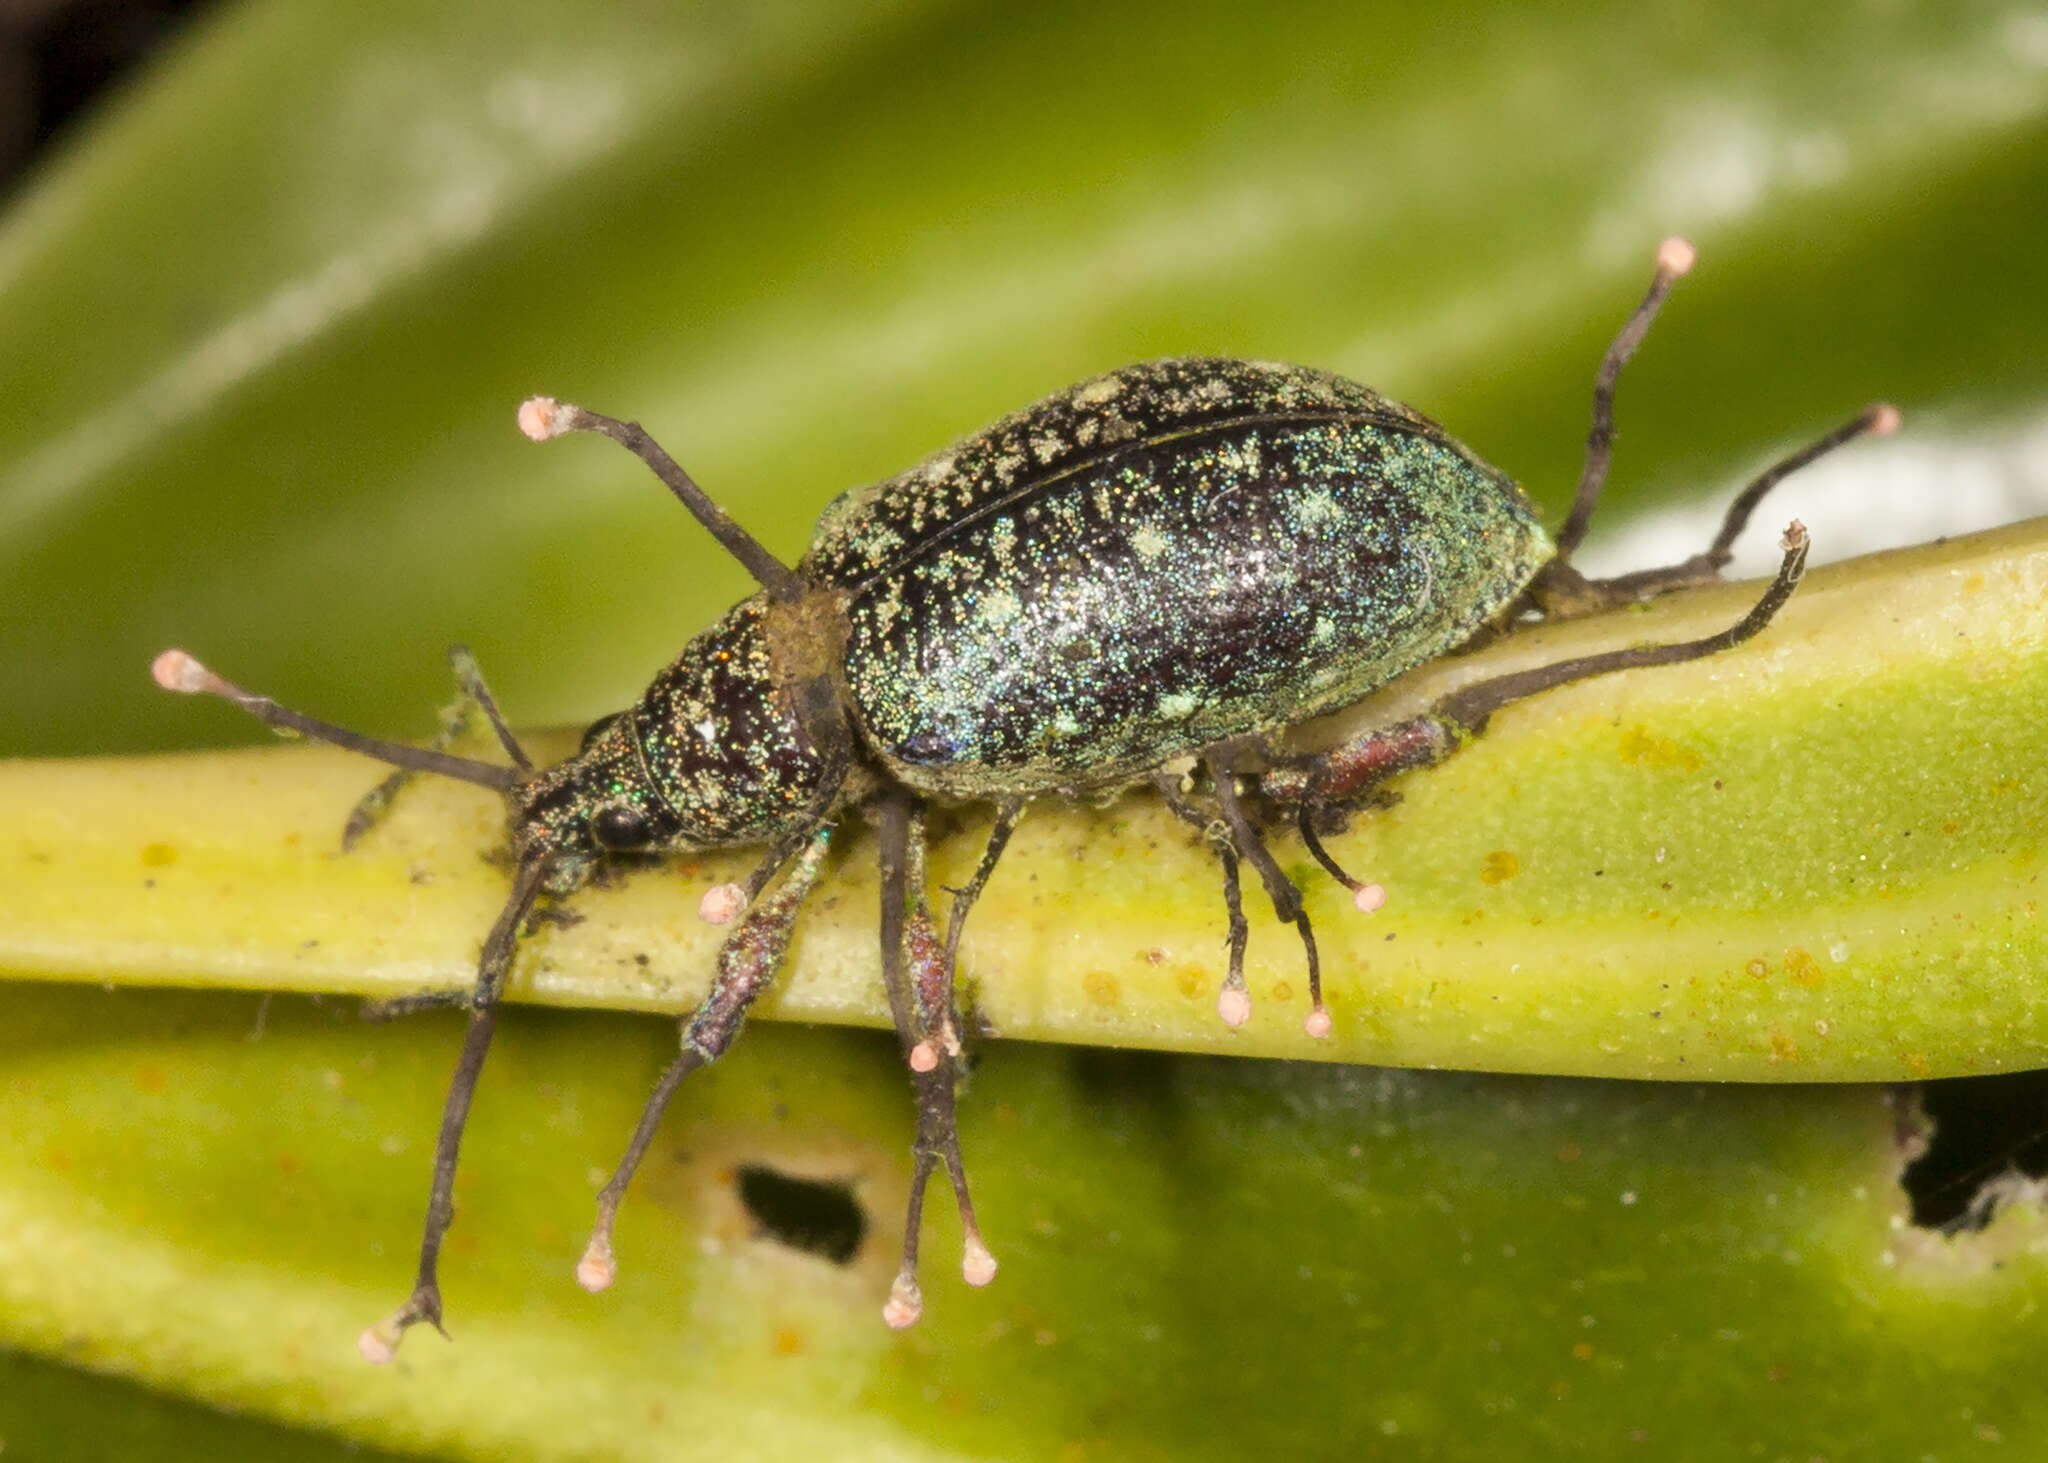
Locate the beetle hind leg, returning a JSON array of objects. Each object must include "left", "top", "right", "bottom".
[
  {"left": 1531, "top": 237, "right": 1896, "bottom": 620},
  {"left": 573, "top": 824, "right": 836, "bottom": 1295}
]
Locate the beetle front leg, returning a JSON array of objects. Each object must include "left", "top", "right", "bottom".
[
  {"left": 875, "top": 794, "right": 996, "bottom": 1328},
  {"left": 573, "top": 825, "right": 834, "bottom": 1295},
  {"left": 357, "top": 855, "right": 551, "bottom": 1363},
  {"left": 342, "top": 644, "right": 532, "bottom": 851}
]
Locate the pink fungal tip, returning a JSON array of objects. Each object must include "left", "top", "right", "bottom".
[
  {"left": 1352, "top": 882, "right": 1388, "bottom": 914},
  {"left": 697, "top": 882, "right": 746, "bottom": 925},
  {"left": 1780, "top": 519, "right": 1809, "bottom": 553},
  {"left": 1303, "top": 1006, "right": 1334, "bottom": 1040},
  {"left": 151, "top": 648, "right": 212, "bottom": 694},
  {"left": 356, "top": 1325, "right": 398, "bottom": 1366},
  {"left": 516, "top": 396, "right": 567, "bottom": 442},
  {"left": 1868, "top": 402, "right": 1902, "bottom": 437},
  {"left": 576, "top": 1238, "right": 616, "bottom": 1294},
  {"left": 1216, "top": 985, "right": 1252, "bottom": 1029},
  {"left": 1656, "top": 236, "right": 1697, "bottom": 277},
  {"left": 882, "top": 1275, "right": 923, "bottom": 1330},
  {"left": 908, "top": 1039, "right": 940, "bottom": 1074},
  {"left": 961, "top": 1236, "right": 998, "bottom": 1288}
]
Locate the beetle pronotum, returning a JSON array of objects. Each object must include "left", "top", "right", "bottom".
[{"left": 154, "top": 238, "right": 1895, "bottom": 1353}]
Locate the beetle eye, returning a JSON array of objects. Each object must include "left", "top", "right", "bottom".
[
  {"left": 579, "top": 712, "right": 623, "bottom": 752},
  {"left": 590, "top": 804, "right": 652, "bottom": 850}
]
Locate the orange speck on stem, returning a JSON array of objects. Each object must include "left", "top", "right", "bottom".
[
  {"left": 1480, "top": 850, "right": 1520, "bottom": 886},
  {"left": 1617, "top": 725, "right": 1702, "bottom": 773},
  {"left": 1784, "top": 948, "right": 1825, "bottom": 987}
]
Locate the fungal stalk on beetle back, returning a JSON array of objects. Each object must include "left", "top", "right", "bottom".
[{"left": 152, "top": 236, "right": 1897, "bottom": 1355}]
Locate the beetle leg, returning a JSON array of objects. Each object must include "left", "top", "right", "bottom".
[
  {"left": 1567, "top": 404, "right": 1897, "bottom": 608},
  {"left": 876, "top": 794, "right": 994, "bottom": 1328},
  {"left": 1295, "top": 796, "right": 1390, "bottom": 917},
  {"left": 356, "top": 854, "right": 551, "bottom": 1364},
  {"left": 1532, "top": 239, "right": 1896, "bottom": 618},
  {"left": 916, "top": 798, "right": 1026, "bottom": 1065},
  {"left": 573, "top": 824, "right": 836, "bottom": 1296},
  {"left": 1207, "top": 746, "right": 1332, "bottom": 1039},
  {"left": 1153, "top": 777, "right": 1252, "bottom": 1029},
  {"left": 342, "top": 644, "right": 532, "bottom": 851},
  {"left": 1265, "top": 523, "right": 1813, "bottom": 845},
  {"left": 697, "top": 817, "right": 831, "bottom": 926},
  {"left": 1551, "top": 237, "right": 1698, "bottom": 560}
]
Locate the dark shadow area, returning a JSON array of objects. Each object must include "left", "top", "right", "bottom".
[
  {"left": 1902, "top": 1068, "right": 2048, "bottom": 1233},
  {"left": 1, "top": 0, "right": 218, "bottom": 199},
  {"left": 735, "top": 1164, "right": 867, "bottom": 1264},
  {"left": 0, "top": 1347, "right": 420, "bottom": 1463}
]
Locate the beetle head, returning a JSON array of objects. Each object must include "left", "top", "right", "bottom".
[{"left": 509, "top": 711, "right": 685, "bottom": 877}]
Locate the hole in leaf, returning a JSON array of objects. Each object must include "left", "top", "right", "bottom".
[
  {"left": 1901, "top": 1070, "right": 2048, "bottom": 1233},
  {"left": 735, "top": 1165, "right": 866, "bottom": 1264}
]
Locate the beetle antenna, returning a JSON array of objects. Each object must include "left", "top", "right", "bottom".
[
  {"left": 1554, "top": 236, "right": 1696, "bottom": 561},
  {"left": 152, "top": 650, "right": 518, "bottom": 792},
  {"left": 518, "top": 397, "right": 805, "bottom": 603}
]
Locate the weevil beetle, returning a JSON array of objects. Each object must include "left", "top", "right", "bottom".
[{"left": 153, "top": 236, "right": 1897, "bottom": 1354}]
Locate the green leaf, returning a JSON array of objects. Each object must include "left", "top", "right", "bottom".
[{"left": 4, "top": 983, "right": 2046, "bottom": 1461}]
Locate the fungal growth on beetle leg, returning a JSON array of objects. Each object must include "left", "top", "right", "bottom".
[{"left": 154, "top": 233, "right": 1899, "bottom": 1348}]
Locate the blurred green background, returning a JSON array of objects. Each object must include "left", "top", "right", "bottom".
[{"left": 3, "top": 0, "right": 2048, "bottom": 1458}]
